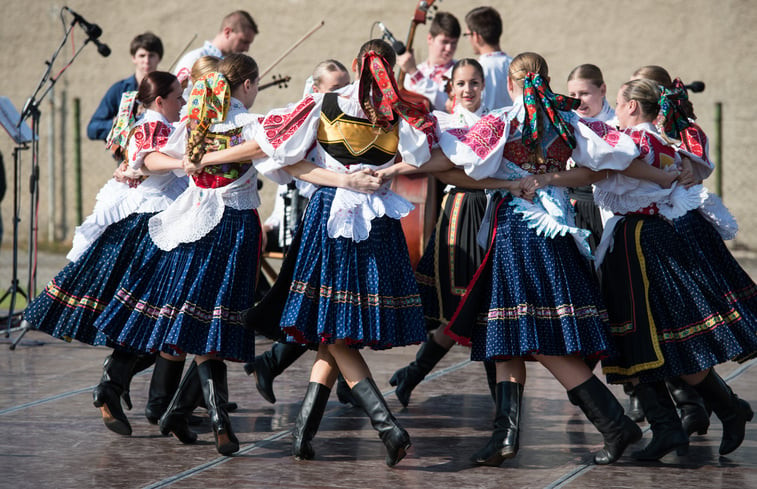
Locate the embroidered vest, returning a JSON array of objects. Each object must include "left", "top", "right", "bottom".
[
  {"left": 502, "top": 119, "right": 573, "bottom": 174},
  {"left": 316, "top": 92, "right": 399, "bottom": 166},
  {"left": 193, "top": 127, "right": 252, "bottom": 189}
]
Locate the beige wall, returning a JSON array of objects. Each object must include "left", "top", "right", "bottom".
[{"left": 2, "top": 0, "right": 756, "bottom": 251}]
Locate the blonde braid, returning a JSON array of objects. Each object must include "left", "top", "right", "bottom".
[{"left": 186, "top": 119, "right": 211, "bottom": 165}]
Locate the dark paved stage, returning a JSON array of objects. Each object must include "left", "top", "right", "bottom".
[{"left": 1, "top": 328, "right": 755, "bottom": 489}]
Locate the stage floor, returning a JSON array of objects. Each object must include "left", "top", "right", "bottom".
[{"left": 1, "top": 328, "right": 756, "bottom": 489}]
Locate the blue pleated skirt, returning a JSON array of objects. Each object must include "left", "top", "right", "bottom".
[
  {"left": 601, "top": 211, "right": 757, "bottom": 383},
  {"left": 24, "top": 212, "right": 158, "bottom": 347},
  {"left": 447, "top": 195, "right": 614, "bottom": 362},
  {"left": 94, "top": 207, "right": 260, "bottom": 362},
  {"left": 279, "top": 187, "right": 426, "bottom": 349}
]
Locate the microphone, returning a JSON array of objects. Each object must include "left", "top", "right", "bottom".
[
  {"left": 64, "top": 6, "right": 102, "bottom": 40},
  {"left": 91, "top": 38, "right": 111, "bottom": 57},
  {"left": 684, "top": 81, "right": 705, "bottom": 93},
  {"left": 377, "top": 22, "right": 407, "bottom": 55}
]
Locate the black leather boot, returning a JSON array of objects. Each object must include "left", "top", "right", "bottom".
[
  {"left": 388, "top": 336, "right": 450, "bottom": 407},
  {"left": 92, "top": 350, "right": 138, "bottom": 436},
  {"left": 472, "top": 381, "right": 523, "bottom": 466},
  {"left": 99, "top": 352, "right": 155, "bottom": 412},
  {"left": 145, "top": 356, "right": 185, "bottom": 424},
  {"left": 624, "top": 382, "right": 644, "bottom": 423},
  {"left": 567, "top": 376, "right": 642, "bottom": 464},
  {"left": 666, "top": 376, "right": 710, "bottom": 436},
  {"left": 159, "top": 361, "right": 203, "bottom": 444},
  {"left": 335, "top": 373, "right": 357, "bottom": 406},
  {"left": 292, "top": 382, "right": 331, "bottom": 460},
  {"left": 244, "top": 342, "right": 308, "bottom": 404},
  {"left": 692, "top": 369, "right": 754, "bottom": 455},
  {"left": 198, "top": 360, "right": 239, "bottom": 456},
  {"left": 631, "top": 381, "right": 689, "bottom": 460},
  {"left": 121, "top": 353, "right": 157, "bottom": 411},
  {"left": 351, "top": 377, "right": 412, "bottom": 467}
]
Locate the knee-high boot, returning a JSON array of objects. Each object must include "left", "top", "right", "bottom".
[
  {"left": 198, "top": 359, "right": 239, "bottom": 456},
  {"left": 291, "top": 382, "right": 331, "bottom": 460},
  {"left": 159, "top": 361, "right": 203, "bottom": 444},
  {"left": 666, "top": 376, "right": 710, "bottom": 436},
  {"left": 92, "top": 350, "right": 138, "bottom": 436},
  {"left": 389, "top": 336, "right": 450, "bottom": 407},
  {"left": 567, "top": 376, "right": 642, "bottom": 464},
  {"left": 335, "top": 373, "right": 358, "bottom": 406},
  {"left": 471, "top": 381, "right": 523, "bottom": 466},
  {"left": 623, "top": 381, "right": 645, "bottom": 422},
  {"left": 121, "top": 353, "right": 157, "bottom": 411},
  {"left": 244, "top": 342, "right": 309, "bottom": 404},
  {"left": 351, "top": 377, "right": 412, "bottom": 467},
  {"left": 99, "top": 352, "right": 155, "bottom": 413},
  {"left": 692, "top": 369, "right": 754, "bottom": 455},
  {"left": 631, "top": 381, "right": 689, "bottom": 460},
  {"left": 145, "top": 356, "right": 185, "bottom": 424}
]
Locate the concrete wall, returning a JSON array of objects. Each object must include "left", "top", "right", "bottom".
[{"left": 2, "top": 0, "right": 755, "bottom": 252}]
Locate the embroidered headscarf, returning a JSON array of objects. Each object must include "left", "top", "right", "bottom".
[
  {"left": 658, "top": 78, "right": 692, "bottom": 140},
  {"left": 521, "top": 72, "right": 580, "bottom": 150},
  {"left": 105, "top": 90, "right": 138, "bottom": 153},
  {"left": 357, "top": 50, "right": 438, "bottom": 148},
  {"left": 186, "top": 72, "right": 231, "bottom": 164}
]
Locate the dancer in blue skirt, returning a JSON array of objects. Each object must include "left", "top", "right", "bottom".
[
  {"left": 247, "top": 39, "right": 438, "bottom": 467},
  {"left": 435, "top": 52, "right": 646, "bottom": 466},
  {"left": 24, "top": 71, "right": 187, "bottom": 436},
  {"left": 94, "top": 54, "right": 277, "bottom": 455}
]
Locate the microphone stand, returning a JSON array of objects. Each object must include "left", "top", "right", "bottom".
[{"left": 6, "top": 10, "right": 101, "bottom": 349}]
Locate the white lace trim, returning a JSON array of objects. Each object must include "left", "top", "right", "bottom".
[
  {"left": 698, "top": 190, "right": 738, "bottom": 240},
  {"left": 149, "top": 165, "right": 260, "bottom": 251},
  {"left": 323, "top": 161, "right": 413, "bottom": 242},
  {"left": 328, "top": 184, "right": 413, "bottom": 242},
  {"left": 593, "top": 185, "right": 723, "bottom": 270},
  {"left": 509, "top": 186, "right": 593, "bottom": 259},
  {"left": 66, "top": 174, "right": 188, "bottom": 261}
]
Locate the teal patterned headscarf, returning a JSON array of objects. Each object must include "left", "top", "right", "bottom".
[
  {"left": 522, "top": 73, "right": 581, "bottom": 150},
  {"left": 658, "top": 78, "right": 692, "bottom": 140}
]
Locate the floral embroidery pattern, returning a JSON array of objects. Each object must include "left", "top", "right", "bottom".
[
  {"left": 129, "top": 122, "right": 171, "bottom": 164},
  {"left": 582, "top": 119, "right": 622, "bottom": 148},
  {"left": 264, "top": 96, "right": 318, "bottom": 149},
  {"left": 459, "top": 115, "right": 506, "bottom": 158}
]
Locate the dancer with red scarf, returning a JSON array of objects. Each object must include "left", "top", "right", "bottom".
[{"left": 247, "top": 39, "right": 439, "bottom": 467}]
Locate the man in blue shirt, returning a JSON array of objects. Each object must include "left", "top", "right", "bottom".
[{"left": 87, "top": 32, "right": 163, "bottom": 143}]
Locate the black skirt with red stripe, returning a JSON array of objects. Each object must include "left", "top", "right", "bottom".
[{"left": 415, "top": 188, "right": 487, "bottom": 329}]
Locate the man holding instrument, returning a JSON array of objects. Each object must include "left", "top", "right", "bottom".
[
  {"left": 173, "top": 10, "right": 258, "bottom": 83},
  {"left": 396, "top": 11, "right": 461, "bottom": 112}
]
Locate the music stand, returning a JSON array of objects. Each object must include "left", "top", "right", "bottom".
[
  {"left": 0, "top": 97, "right": 34, "bottom": 342},
  {"left": 3, "top": 8, "right": 103, "bottom": 349}
]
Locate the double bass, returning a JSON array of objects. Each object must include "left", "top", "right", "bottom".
[{"left": 392, "top": 0, "right": 439, "bottom": 269}]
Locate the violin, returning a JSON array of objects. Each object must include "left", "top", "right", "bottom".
[
  {"left": 259, "top": 74, "right": 291, "bottom": 91},
  {"left": 392, "top": 0, "right": 439, "bottom": 269}
]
